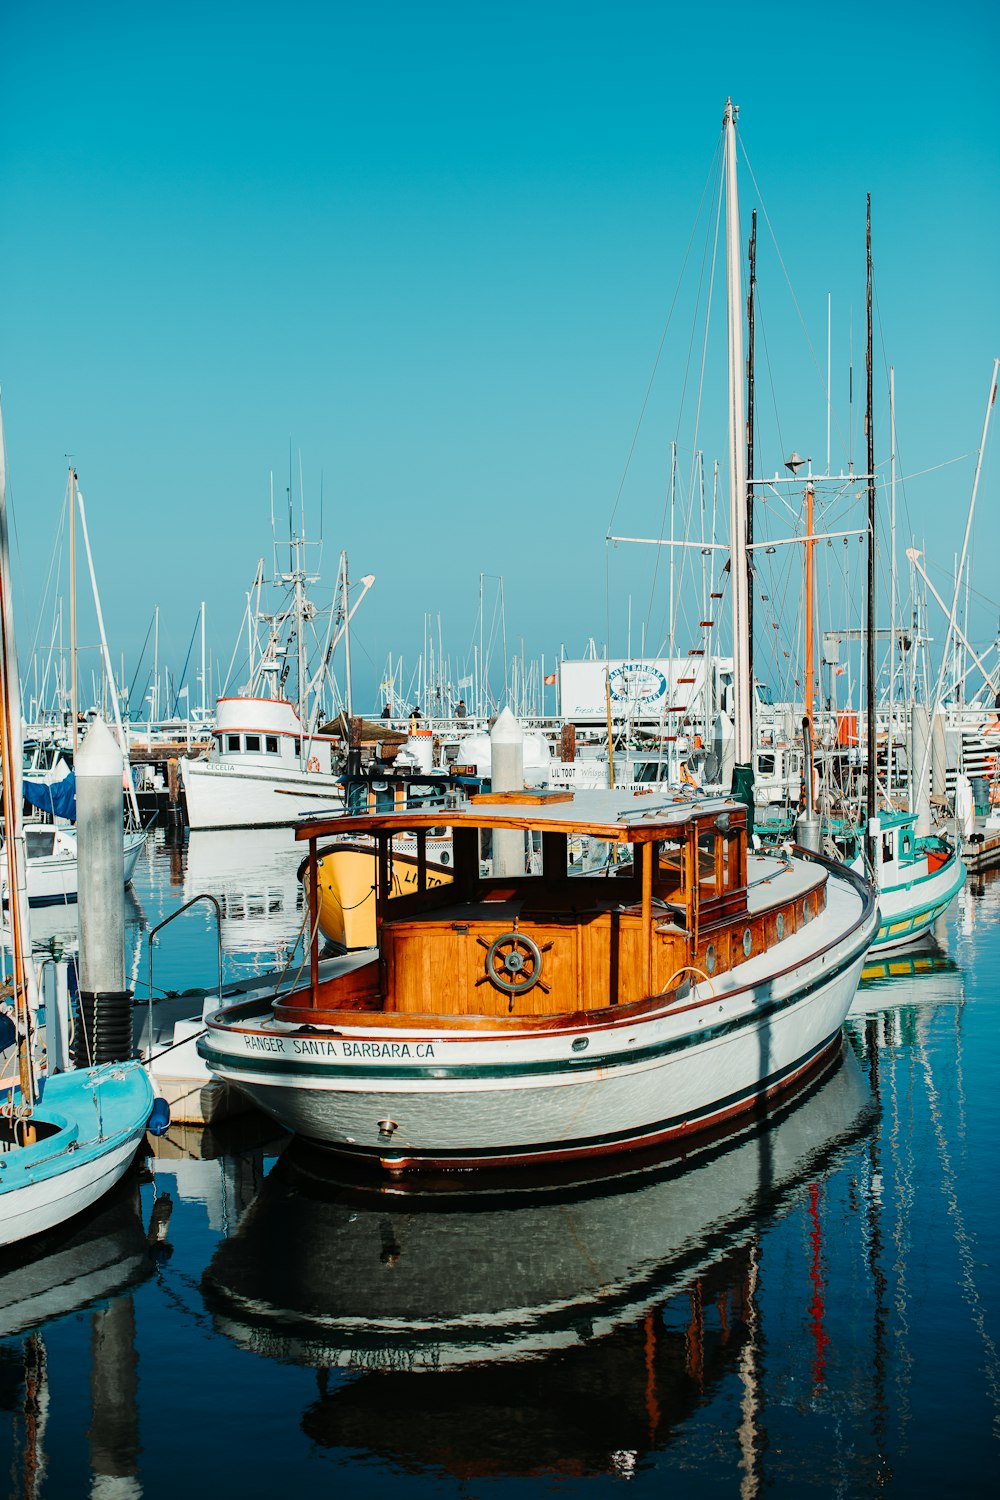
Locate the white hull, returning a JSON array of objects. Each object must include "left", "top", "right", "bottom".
[
  {"left": 202, "top": 1043, "right": 873, "bottom": 1372},
  {"left": 3, "top": 829, "right": 146, "bottom": 908},
  {"left": 0, "top": 1064, "right": 154, "bottom": 1249},
  {"left": 202, "top": 870, "right": 877, "bottom": 1170},
  {"left": 870, "top": 856, "right": 966, "bottom": 953},
  {"left": 1, "top": 1131, "right": 144, "bottom": 1247},
  {"left": 180, "top": 758, "right": 343, "bottom": 830}
]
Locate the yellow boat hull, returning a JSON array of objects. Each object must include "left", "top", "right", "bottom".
[{"left": 302, "top": 841, "right": 453, "bottom": 951}]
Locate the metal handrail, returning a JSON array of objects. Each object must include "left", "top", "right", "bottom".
[{"left": 145, "top": 894, "right": 223, "bottom": 1059}]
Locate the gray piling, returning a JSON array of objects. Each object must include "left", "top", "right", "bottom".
[{"left": 76, "top": 717, "right": 131, "bottom": 1065}]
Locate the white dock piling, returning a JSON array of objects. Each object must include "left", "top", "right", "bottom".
[
  {"left": 490, "top": 708, "right": 526, "bottom": 877},
  {"left": 76, "top": 717, "right": 131, "bottom": 1063}
]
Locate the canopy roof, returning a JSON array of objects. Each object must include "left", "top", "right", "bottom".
[{"left": 296, "top": 787, "right": 742, "bottom": 845}]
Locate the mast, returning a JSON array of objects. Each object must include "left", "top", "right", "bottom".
[
  {"left": 865, "top": 194, "right": 877, "bottom": 876},
  {"left": 746, "top": 210, "right": 757, "bottom": 719},
  {"left": 69, "top": 466, "right": 78, "bottom": 751},
  {"left": 0, "top": 402, "right": 39, "bottom": 1104},
  {"left": 805, "top": 480, "right": 816, "bottom": 735},
  {"left": 724, "top": 98, "right": 753, "bottom": 798},
  {"left": 888, "top": 368, "right": 896, "bottom": 795},
  {"left": 341, "top": 551, "right": 353, "bottom": 719}
]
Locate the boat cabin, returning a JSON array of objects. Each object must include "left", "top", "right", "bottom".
[
  {"left": 287, "top": 789, "right": 828, "bottom": 1028},
  {"left": 210, "top": 696, "right": 336, "bottom": 775}
]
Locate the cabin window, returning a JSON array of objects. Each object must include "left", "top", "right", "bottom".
[
  {"left": 371, "top": 781, "right": 394, "bottom": 813},
  {"left": 265, "top": 735, "right": 279, "bottom": 754},
  {"left": 244, "top": 734, "right": 261, "bottom": 752},
  {"left": 407, "top": 784, "right": 444, "bottom": 809},
  {"left": 697, "top": 832, "right": 723, "bottom": 900},
  {"left": 634, "top": 761, "right": 665, "bottom": 784},
  {"left": 757, "top": 753, "right": 776, "bottom": 777},
  {"left": 346, "top": 781, "right": 367, "bottom": 814},
  {"left": 901, "top": 831, "right": 913, "bottom": 857},
  {"left": 294, "top": 737, "right": 301, "bottom": 757},
  {"left": 479, "top": 827, "right": 534, "bottom": 878},
  {"left": 655, "top": 838, "right": 687, "bottom": 903},
  {"left": 26, "top": 829, "right": 56, "bottom": 857},
  {"left": 226, "top": 734, "right": 241, "bottom": 753},
  {"left": 568, "top": 837, "right": 622, "bottom": 875},
  {"left": 882, "top": 832, "right": 894, "bottom": 865}
]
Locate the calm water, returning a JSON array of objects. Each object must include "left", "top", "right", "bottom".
[{"left": 2, "top": 828, "right": 998, "bottom": 1497}]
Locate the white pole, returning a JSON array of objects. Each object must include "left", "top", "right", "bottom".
[
  {"left": 826, "top": 293, "right": 832, "bottom": 475},
  {"left": 888, "top": 366, "right": 896, "bottom": 795},
  {"left": 724, "top": 98, "right": 750, "bottom": 767}
]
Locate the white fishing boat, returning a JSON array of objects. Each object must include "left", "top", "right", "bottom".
[
  {"left": 180, "top": 695, "right": 343, "bottom": 829},
  {"left": 180, "top": 540, "right": 373, "bottom": 830}
]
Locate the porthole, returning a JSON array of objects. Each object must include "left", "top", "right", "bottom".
[
  {"left": 776, "top": 912, "right": 785, "bottom": 940},
  {"left": 705, "top": 942, "right": 717, "bottom": 975},
  {"left": 572, "top": 1036, "right": 589, "bottom": 1053},
  {"left": 743, "top": 928, "right": 753, "bottom": 957}
]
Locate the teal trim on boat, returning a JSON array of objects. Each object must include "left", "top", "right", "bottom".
[
  {"left": 199, "top": 926, "right": 874, "bottom": 1087},
  {"left": 0, "top": 1063, "right": 154, "bottom": 1192},
  {"left": 871, "top": 860, "right": 967, "bottom": 949}
]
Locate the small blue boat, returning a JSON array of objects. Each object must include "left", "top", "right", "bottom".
[{"left": 0, "top": 1063, "right": 154, "bottom": 1249}]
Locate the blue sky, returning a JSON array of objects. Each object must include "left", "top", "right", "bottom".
[{"left": 2, "top": 1, "right": 998, "bottom": 715}]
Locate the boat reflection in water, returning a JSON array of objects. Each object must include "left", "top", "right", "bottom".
[
  {"left": 0, "top": 1174, "right": 155, "bottom": 1339},
  {"left": 852, "top": 942, "right": 962, "bottom": 1016},
  {"left": 184, "top": 828, "right": 306, "bottom": 969},
  {"left": 1, "top": 1174, "right": 157, "bottom": 1495},
  {"left": 202, "top": 1043, "right": 874, "bottom": 1477}
]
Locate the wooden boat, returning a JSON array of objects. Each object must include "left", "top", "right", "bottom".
[
  {"left": 199, "top": 103, "right": 877, "bottom": 1174},
  {"left": 199, "top": 784, "right": 878, "bottom": 1172}
]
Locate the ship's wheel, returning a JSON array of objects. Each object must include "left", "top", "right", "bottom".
[{"left": 483, "top": 931, "right": 544, "bottom": 997}]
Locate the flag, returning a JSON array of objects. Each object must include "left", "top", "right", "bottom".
[
  {"left": 835, "top": 666, "right": 845, "bottom": 677},
  {"left": 544, "top": 673, "right": 557, "bottom": 685},
  {"left": 458, "top": 675, "right": 473, "bottom": 689}
]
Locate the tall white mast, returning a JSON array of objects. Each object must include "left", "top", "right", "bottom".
[
  {"left": 888, "top": 367, "right": 897, "bottom": 792},
  {"left": 724, "top": 98, "right": 751, "bottom": 768}
]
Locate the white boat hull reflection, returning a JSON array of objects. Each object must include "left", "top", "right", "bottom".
[{"left": 202, "top": 1043, "right": 874, "bottom": 1373}]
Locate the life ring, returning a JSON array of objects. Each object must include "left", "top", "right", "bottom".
[
  {"left": 307, "top": 756, "right": 321, "bottom": 773},
  {"left": 484, "top": 932, "right": 543, "bottom": 998}
]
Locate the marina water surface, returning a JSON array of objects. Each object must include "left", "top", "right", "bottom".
[{"left": 2, "top": 827, "right": 998, "bottom": 1496}]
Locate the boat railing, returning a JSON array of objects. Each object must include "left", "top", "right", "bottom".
[{"left": 145, "top": 895, "right": 223, "bottom": 1058}]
